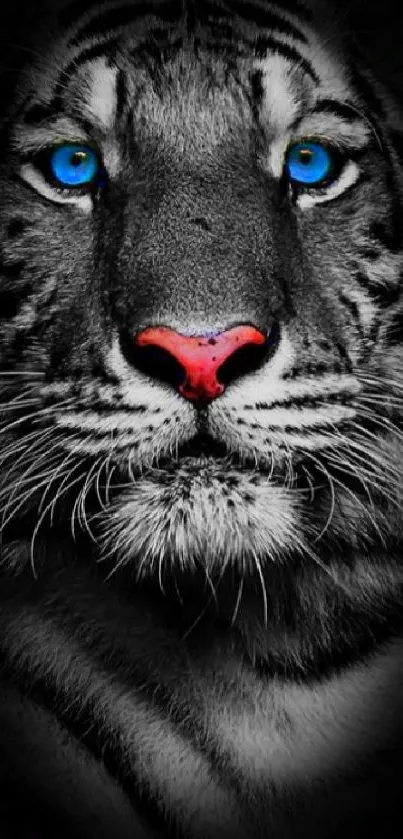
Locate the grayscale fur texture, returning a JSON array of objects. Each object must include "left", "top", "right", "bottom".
[{"left": 0, "top": 1, "right": 403, "bottom": 837}]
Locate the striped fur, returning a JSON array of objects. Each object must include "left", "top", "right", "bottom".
[{"left": 1, "top": 1, "right": 403, "bottom": 836}]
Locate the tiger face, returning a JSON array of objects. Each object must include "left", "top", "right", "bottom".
[{"left": 1, "top": 0, "right": 403, "bottom": 625}]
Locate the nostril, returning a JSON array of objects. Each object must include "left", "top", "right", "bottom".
[
  {"left": 217, "top": 320, "right": 280, "bottom": 386},
  {"left": 217, "top": 343, "right": 267, "bottom": 387},
  {"left": 130, "top": 342, "right": 186, "bottom": 390}
]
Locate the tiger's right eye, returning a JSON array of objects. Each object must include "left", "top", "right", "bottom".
[
  {"left": 285, "top": 141, "right": 335, "bottom": 188},
  {"left": 39, "top": 143, "right": 105, "bottom": 190}
]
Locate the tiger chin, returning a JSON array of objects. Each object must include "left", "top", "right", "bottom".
[{"left": 1, "top": 0, "right": 403, "bottom": 837}]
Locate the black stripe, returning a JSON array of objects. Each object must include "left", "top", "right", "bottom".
[
  {"left": 12, "top": 94, "right": 49, "bottom": 127},
  {"left": 369, "top": 206, "right": 403, "bottom": 253},
  {"left": 354, "top": 270, "right": 401, "bottom": 308},
  {"left": 312, "top": 98, "right": 366, "bottom": 125},
  {"left": 355, "top": 271, "right": 376, "bottom": 293},
  {"left": 0, "top": 285, "right": 33, "bottom": 320},
  {"left": 51, "top": 41, "right": 119, "bottom": 109},
  {"left": 115, "top": 68, "right": 128, "bottom": 120},
  {"left": 35, "top": 424, "right": 138, "bottom": 445},
  {"left": 253, "top": 36, "right": 319, "bottom": 83},
  {"left": 341, "top": 147, "right": 371, "bottom": 165},
  {"left": 0, "top": 246, "right": 32, "bottom": 321},
  {"left": 23, "top": 104, "right": 55, "bottom": 125},
  {"left": 0, "top": 253, "right": 25, "bottom": 280},
  {"left": 359, "top": 245, "right": 378, "bottom": 261},
  {"left": 69, "top": 0, "right": 182, "bottom": 46},
  {"left": 2, "top": 327, "right": 29, "bottom": 363},
  {"left": 244, "top": 393, "right": 353, "bottom": 411},
  {"left": 244, "top": 392, "right": 352, "bottom": 411},
  {"left": 365, "top": 316, "right": 381, "bottom": 350},
  {"left": 44, "top": 396, "right": 147, "bottom": 416},
  {"left": 315, "top": 92, "right": 383, "bottom": 156},
  {"left": 338, "top": 292, "right": 364, "bottom": 336},
  {"left": 250, "top": 69, "right": 264, "bottom": 122},
  {"left": 224, "top": 0, "right": 307, "bottom": 43},
  {"left": 334, "top": 340, "right": 353, "bottom": 372},
  {"left": 280, "top": 420, "right": 353, "bottom": 434},
  {"left": 385, "top": 309, "right": 403, "bottom": 346},
  {"left": 6, "top": 219, "right": 26, "bottom": 239}
]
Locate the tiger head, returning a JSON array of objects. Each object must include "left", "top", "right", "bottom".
[{"left": 1, "top": 0, "right": 403, "bottom": 656}]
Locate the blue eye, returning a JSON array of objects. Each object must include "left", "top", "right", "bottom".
[
  {"left": 48, "top": 144, "right": 101, "bottom": 188},
  {"left": 285, "top": 141, "right": 333, "bottom": 187}
]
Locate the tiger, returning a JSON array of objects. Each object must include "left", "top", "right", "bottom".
[{"left": 0, "top": 0, "right": 403, "bottom": 836}]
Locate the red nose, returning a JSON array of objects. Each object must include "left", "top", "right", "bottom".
[{"left": 134, "top": 324, "right": 267, "bottom": 402}]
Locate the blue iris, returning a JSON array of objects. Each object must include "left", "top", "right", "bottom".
[
  {"left": 286, "top": 141, "right": 333, "bottom": 186},
  {"left": 49, "top": 144, "right": 100, "bottom": 188}
]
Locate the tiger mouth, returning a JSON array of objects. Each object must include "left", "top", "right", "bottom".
[
  {"left": 150, "top": 432, "right": 374, "bottom": 498},
  {"left": 175, "top": 433, "right": 229, "bottom": 460},
  {"left": 152, "top": 432, "right": 270, "bottom": 473}
]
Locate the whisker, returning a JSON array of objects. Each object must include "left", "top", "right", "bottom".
[
  {"left": 0, "top": 397, "right": 76, "bottom": 436},
  {"left": 1, "top": 433, "right": 65, "bottom": 521},
  {"left": 181, "top": 557, "right": 230, "bottom": 641},
  {"left": 252, "top": 551, "right": 268, "bottom": 630},
  {"left": 40, "top": 447, "right": 81, "bottom": 519},
  {"left": 230, "top": 577, "right": 244, "bottom": 627},
  {"left": 30, "top": 465, "right": 88, "bottom": 572},
  {"left": 74, "top": 457, "right": 103, "bottom": 543},
  {"left": 0, "top": 464, "right": 64, "bottom": 547}
]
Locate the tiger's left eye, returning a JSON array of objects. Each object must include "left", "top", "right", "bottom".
[
  {"left": 46, "top": 143, "right": 103, "bottom": 189},
  {"left": 285, "top": 141, "right": 334, "bottom": 187}
]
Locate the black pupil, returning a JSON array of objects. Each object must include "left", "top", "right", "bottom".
[
  {"left": 71, "top": 152, "right": 86, "bottom": 166},
  {"left": 299, "top": 150, "right": 312, "bottom": 165}
]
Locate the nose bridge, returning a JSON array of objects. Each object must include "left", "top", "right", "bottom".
[
  {"left": 159, "top": 167, "right": 263, "bottom": 239},
  {"left": 150, "top": 173, "right": 242, "bottom": 267},
  {"left": 132, "top": 167, "right": 280, "bottom": 328}
]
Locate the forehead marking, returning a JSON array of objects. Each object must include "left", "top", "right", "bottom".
[
  {"left": 257, "top": 55, "right": 302, "bottom": 136},
  {"left": 81, "top": 58, "right": 118, "bottom": 130}
]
